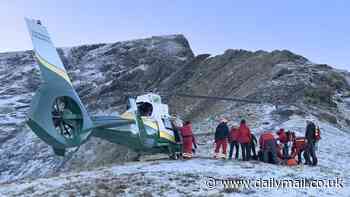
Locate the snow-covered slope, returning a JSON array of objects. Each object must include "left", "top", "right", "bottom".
[{"left": 0, "top": 115, "right": 349, "bottom": 196}]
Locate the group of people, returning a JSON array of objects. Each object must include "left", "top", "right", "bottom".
[{"left": 178, "top": 118, "right": 320, "bottom": 166}]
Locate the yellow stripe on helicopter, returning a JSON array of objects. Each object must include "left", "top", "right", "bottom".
[
  {"left": 159, "top": 130, "right": 175, "bottom": 142},
  {"left": 35, "top": 53, "right": 72, "bottom": 85},
  {"left": 121, "top": 112, "right": 176, "bottom": 142},
  {"left": 121, "top": 112, "right": 159, "bottom": 129}
]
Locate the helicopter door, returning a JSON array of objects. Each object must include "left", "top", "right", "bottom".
[{"left": 158, "top": 117, "right": 176, "bottom": 143}]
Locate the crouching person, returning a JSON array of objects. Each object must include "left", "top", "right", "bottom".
[
  {"left": 214, "top": 118, "right": 229, "bottom": 159},
  {"left": 290, "top": 136, "right": 307, "bottom": 165},
  {"left": 259, "top": 131, "right": 280, "bottom": 164},
  {"left": 276, "top": 128, "right": 289, "bottom": 159},
  {"left": 180, "top": 121, "right": 194, "bottom": 159}
]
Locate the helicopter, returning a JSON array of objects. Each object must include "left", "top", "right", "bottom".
[{"left": 24, "top": 18, "right": 260, "bottom": 158}]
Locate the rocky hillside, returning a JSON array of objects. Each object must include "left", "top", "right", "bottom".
[
  {"left": 0, "top": 34, "right": 350, "bottom": 194},
  {"left": 162, "top": 49, "right": 350, "bottom": 127}
]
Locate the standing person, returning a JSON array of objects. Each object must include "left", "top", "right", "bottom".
[
  {"left": 276, "top": 128, "right": 288, "bottom": 159},
  {"left": 180, "top": 121, "right": 194, "bottom": 159},
  {"left": 237, "top": 119, "right": 252, "bottom": 161},
  {"left": 250, "top": 133, "right": 258, "bottom": 160},
  {"left": 304, "top": 120, "right": 318, "bottom": 166},
  {"left": 228, "top": 126, "right": 240, "bottom": 160},
  {"left": 214, "top": 118, "right": 230, "bottom": 159}
]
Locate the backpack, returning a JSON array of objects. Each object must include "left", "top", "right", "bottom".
[
  {"left": 287, "top": 158, "right": 298, "bottom": 166},
  {"left": 315, "top": 126, "right": 321, "bottom": 141}
]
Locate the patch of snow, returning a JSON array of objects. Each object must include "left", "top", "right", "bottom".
[
  {"left": 176, "top": 56, "right": 188, "bottom": 61},
  {"left": 128, "top": 64, "right": 149, "bottom": 74}
]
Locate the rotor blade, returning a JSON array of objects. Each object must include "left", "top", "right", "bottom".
[
  {"left": 165, "top": 93, "right": 262, "bottom": 104},
  {"left": 62, "top": 123, "right": 72, "bottom": 137},
  {"left": 59, "top": 121, "right": 65, "bottom": 135},
  {"left": 63, "top": 121, "right": 75, "bottom": 131}
]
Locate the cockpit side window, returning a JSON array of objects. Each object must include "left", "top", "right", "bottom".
[
  {"left": 162, "top": 117, "right": 173, "bottom": 130},
  {"left": 137, "top": 102, "right": 153, "bottom": 116}
]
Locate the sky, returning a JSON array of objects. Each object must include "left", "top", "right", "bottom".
[{"left": 0, "top": 0, "right": 349, "bottom": 70}]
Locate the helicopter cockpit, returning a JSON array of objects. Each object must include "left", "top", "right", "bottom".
[
  {"left": 135, "top": 93, "right": 177, "bottom": 142},
  {"left": 137, "top": 102, "right": 153, "bottom": 117}
]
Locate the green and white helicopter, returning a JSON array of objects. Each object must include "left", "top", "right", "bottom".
[{"left": 24, "top": 18, "right": 260, "bottom": 158}]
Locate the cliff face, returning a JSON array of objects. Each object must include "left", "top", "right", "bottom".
[
  {"left": 0, "top": 34, "right": 349, "bottom": 186},
  {"left": 161, "top": 49, "right": 350, "bottom": 129}
]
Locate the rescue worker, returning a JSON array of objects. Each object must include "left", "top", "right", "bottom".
[
  {"left": 169, "top": 119, "right": 183, "bottom": 159},
  {"left": 276, "top": 128, "right": 288, "bottom": 159},
  {"left": 304, "top": 120, "right": 318, "bottom": 166},
  {"left": 237, "top": 119, "right": 252, "bottom": 161},
  {"left": 290, "top": 136, "right": 308, "bottom": 164},
  {"left": 214, "top": 118, "right": 229, "bottom": 159},
  {"left": 171, "top": 121, "right": 182, "bottom": 144},
  {"left": 259, "top": 131, "right": 279, "bottom": 164},
  {"left": 250, "top": 133, "right": 258, "bottom": 160},
  {"left": 228, "top": 126, "right": 240, "bottom": 160},
  {"left": 180, "top": 121, "right": 194, "bottom": 159}
]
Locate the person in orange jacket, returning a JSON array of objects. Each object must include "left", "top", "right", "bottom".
[
  {"left": 237, "top": 119, "right": 252, "bottom": 161},
  {"left": 180, "top": 121, "right": 195, "bottom": 159},
  {"left": 290, "top": 135, "right": 308, "bottom": 164},
  {"left": 259, "top": 131, "right": 279, "bottom": 164}
]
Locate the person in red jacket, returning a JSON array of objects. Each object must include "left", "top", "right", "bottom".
[
  {"left": 237, "top": 119, "right": 252, "bottom": 161},
  {"left": 259, "top": 131, "right": 279, "bottom": 164},
  {"left": 228, "top": 126, "right": 240, "bottom": 160},
  {"left": 180, "top": 121, "right": 195, "bottom": 159},
  {"left": 276, "top": 128, "right": 288, "bottom": 159},
  {"left": 290, "top": 136, "right": 307, "bottom": 164}
]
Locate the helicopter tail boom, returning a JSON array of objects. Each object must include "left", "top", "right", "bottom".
[{"left": 25, "top": 18, "right": 93, "bottom": 155}]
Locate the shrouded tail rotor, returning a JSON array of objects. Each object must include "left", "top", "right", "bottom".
[{"left": 52, "top": 97, "right": 83, "bottom": 140}]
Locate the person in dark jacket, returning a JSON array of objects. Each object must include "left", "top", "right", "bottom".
[
  {"left": 250, "top": 133, "right": 258, "bottom": 160},
  {"left": 171, "top": 122, "right": 182, "bottom": 143},
  {"left": 304, "top": 120, "right": 318, "bottom": 166},
  {"left": 214, "top": 118, "right": 230, "bottom": 159},
  {"left": 228, "top": 126, "right": 240, "bottom": 160},
  {"left": 237, "top": 119, "right": 252, "bottom": 161}
]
